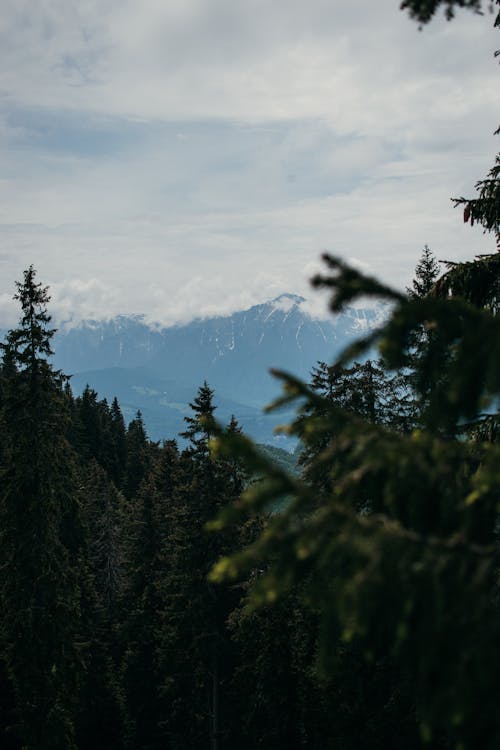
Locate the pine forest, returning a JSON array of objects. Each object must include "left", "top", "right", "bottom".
[{"left": 0, "top": 1, "right": 499, "bottom": 749}]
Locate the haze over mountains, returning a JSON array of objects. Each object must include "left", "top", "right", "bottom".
[{"left": 18, "top": 294, "right": 387, "bottom": 445}]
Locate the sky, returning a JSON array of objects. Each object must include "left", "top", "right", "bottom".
[{"left": 0, "top": 0, "right": 498, "bottom": 326}]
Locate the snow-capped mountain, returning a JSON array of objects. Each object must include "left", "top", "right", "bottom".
[
  {"left": 54, "top": 294, "right": 385, "bottom": 403},
  {"left": 46, "top": 294, "right": 386, "bottom": 444},
  {"left": 44, "top": 294, "right": 386, "bottom": 444}
]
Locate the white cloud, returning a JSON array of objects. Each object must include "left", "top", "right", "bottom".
[
  {"left": 2, "top": 0, "right": 497, "bottom": 127},
  {"left": 0, "top": 0, "right": 497, "bottom": 324}
]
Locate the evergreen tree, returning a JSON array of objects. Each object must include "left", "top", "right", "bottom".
[
  {"left": 211, "top": 245, "right": 500, "bottom": 748},
  {"left": 109, "top": 397, "right": 127, "bottom": 490},
  {"left": 157, "top": 387, "right": 245, "bottom": 750},
  {"left": 404, "top": 246, "right": 445, "bottom": 427},
  {"left": 455, "top": 134, "right": 500, "bottom": 250},
  {"left": 209, "top": 7, "right": 500, "bottom": 745},
  {"left": 228, "top": 580, "right": 420, "bottom": 750},
  {"left": 406, "top": 246, "right": 440, "bottom": 300},
  {"left": 121, "top": 444, "right": 180, "bottom": 750},
  {"left": 0, "top": 267, "right": 82, "bottom": 750},
  {"left": 77, "top": 461, "right": 125, "bottom": 750},
  {"left": 73, "top": 388, "right": 122, "bottom": 483},
  {"left": 180, "top": 380, "right": 216, "bottom": 458},
  {"left": 124, "top": 411, "right": 152, "bottom": 500},
  {"left": 300, "top": 359, "right": 414, "bottom": 489},
  {"left": 82, "top": 460, "right": 126, "bottom": 616},
  {"left": 76, "top": 385, "right": 103, "bottom": 462}
]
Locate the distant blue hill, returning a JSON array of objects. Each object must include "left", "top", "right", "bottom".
[
  {"left": 68, "top": 366, "right": 297, "bottom": 447},
  {"left": 3, "top": 294, "right": 387, "bottom": 446}
]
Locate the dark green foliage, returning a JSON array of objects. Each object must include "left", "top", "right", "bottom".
[
  {"left": 153, "top": 387, "right": 247, "bottom": 749},
  {"left": 76, "top": 386, "right": 105, "bottom": 461},
  {"left": 434, "top": 251, "right": 500, "bottom": 312},
  {"left": 311, "top": 359, "right": 413, "bottom": 430},
  {"left": 180, "top": 380, "right": 216, "bottom": 457},
  {"left": 256, "top": 443, "right": 299, "bottom": 475},
  {"left": 76, "top": 462, "right": 125, "bottom": 750},
  {"left": 81, "top": 460, "right": 125, "bottom": 614},
  {"left": 205, "top": 45, "right": 500, "bottom": 739},
  {"left": 298, "top": 359, "right": 414, "bottom": 491},
  {"left": 210, "top": 250, "right": 500, "bottom": 748},
  {"left": 124, "top": 411, "right": 152, "bottom": 499},
  {"left": 404, "top": 247, "right": 445, "bottom": 427},
  {"left": 0, "top": 267, "right": 83, "bottom": 750},
  {"left": 227, "top": 589, "right": 320, "bottom": 749},
  {"left": 0, "top": 11, "right": 497, "bottom": 748},
  {"left": 4, "top": 256, "right": 499, "bottom": 748},
  {"left": 406, "top": 246, "right": 440, "bottom": 299},
  {"left": 72, "top": 389, "right": 129, "bottom": 492},
  {"left": 0, "top": 657, "right": 21, "bottom": 750},
  {"left": 110, "top": 397, "right": 127, "bottom": 488},
  {"left": 400, "top": 0, "right": 491, "bottom": 24},
  {"left": 121, "top": 444, "right": 179, "bottom": 750},
  {"left": 453, "top": 145, "right": 500, "bottom": 248}
]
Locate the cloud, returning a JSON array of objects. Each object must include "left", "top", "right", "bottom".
[
  {"left": 2, "top": 0, "right": 497, "bottom": 127},
  {"left": 0, "top": 0, "right": 497, "bottom": 324}
]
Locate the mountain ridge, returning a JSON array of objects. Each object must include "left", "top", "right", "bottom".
[{"left": 2, "top": 294, "right": 387, "bottom": 445}]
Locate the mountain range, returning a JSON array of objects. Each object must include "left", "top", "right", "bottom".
[{"left": 6, "top": 294, "right": 387, "bottom": 446}]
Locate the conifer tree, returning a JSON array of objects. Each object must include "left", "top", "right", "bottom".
[
  {"left": 77, "top": 461, "right": 125, "bottom": 750},
  {"left": 76, "top": 385, "right": 103, "bottom": 462},
  {"left": 180, "top": 380, "right": 216, "bottom": 458},
  {"left": 109, "top": 397, "right": 127, "bottom": 490},
  {"left": 73, "top": 388, "right": 121, "bottom": 482},
  {"left": 403, "top": 246, "right": 444, "bottom": 427},
  {"left": 406, "top": 246, "right": 440, "bottom": 300},
  {"left": 0, "top": 267, "right": 82, "bottom": 750},
  {"left": 300, "top": 359, "right": 414, "bottom": 489},
  {"left": 124, "top": 411, "right": 152, "bottom": 499},
  {"left": 156, "top": 386, "right": 245, "bottom": 749},
  {"left": 121, "top": 446, "right": 176, "bottom": 750}
]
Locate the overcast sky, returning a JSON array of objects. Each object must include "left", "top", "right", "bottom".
[{"left": 0, "top": 0, "right": 498, "bottom": 326}]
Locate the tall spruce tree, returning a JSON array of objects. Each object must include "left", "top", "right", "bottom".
[
  {"left": 109, "top": 397, "right": 127, "bottom": 490},
  {"left": 406, "top": 246, "right": 440, "bottom": 300},
  {"left": 77, "top": 460, "right": 125, "bottom": 750},
  {"left": 0, "top": 267, "right": 82, "bottom": 750},
  {"left": 155, "top": 385, "right": 245, "bottom": 750},
  {"left": 124, "top": 411, "right": 152, "bottom": 500},
  {"left": 404, "top": 246, "right": 444, "bottom": 427},
  {"left": 299, "top": 359, "right": 414, "bottom": 490},
  {"left": 121, "top": 441, "right": 180, "bottom": 750},
  {"left": 181, "top": 381, "right": 216, "bottom": 458}
]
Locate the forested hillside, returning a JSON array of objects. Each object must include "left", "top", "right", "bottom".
[
  {"left": 1, "top": 240, "right": 499, "bottom": 749},
  {"left": 0, "top": 268, "right": 378, "bottom": 749},
  {"left": 0, "top": 1, "right": 498, "bottom": 749}
]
